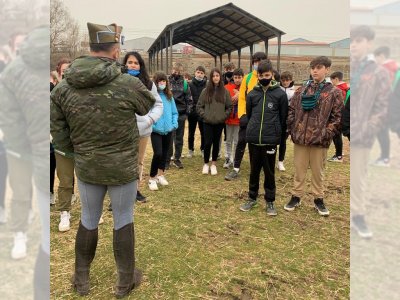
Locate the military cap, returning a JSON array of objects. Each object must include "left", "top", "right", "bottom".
[{"left": 87, "top": 22, "right": 123, "bottom": 44}]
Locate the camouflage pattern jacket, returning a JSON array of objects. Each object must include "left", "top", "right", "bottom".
[
  {"left": 351, "top": 58, "right": 391, "bottom": 147},
  {"left": 50, "top": 56, "right": 155, "bottom": 185},
  {"left": 287, "top": 81, "right": 343, "bottom": 148},
  {"left": 0, "top": 26, "right": 49, "bottom": 192}
]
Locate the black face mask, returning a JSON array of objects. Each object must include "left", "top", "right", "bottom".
[
  {"left": 225, "top": 71, "right": 233, "bottom": 78},
  {"left": 259, "top": 78, "right": 272, "bottom": 87},
  {"left": 173, "top": 73, "right": 180, "bottom": 80}
]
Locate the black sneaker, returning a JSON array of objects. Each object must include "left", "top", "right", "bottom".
[
  {"left": 173, "top": 159, "right": 184, "bottom": 169},
  {"left": 266, "top": 201, "right": 277, "bottom": 216},
  {"left": 136, "top": 190, "right": 147, "bottom": 203},
  {"left": 351, "top": 215, "right": 373, "bottom": 239},
  {"left": 239, "top": 199, "right": 257, "bottom": 212},
  {"left": 108, "top": 203, "right": 112, "bottom": 211},
  {"left": 225, "top": 169, "right": 239, "bottom": 181},
  {"left": 284, "top": 196, "right": 301, "bottom": 211},
  {"left": 314, "top": 198, "right": 330, "bottom": 216}
]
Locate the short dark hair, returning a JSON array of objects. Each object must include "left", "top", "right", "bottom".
[
  {"left": 374, "top": 46, "right": 390, "bottom": 58},
  {"left": 233, "top": 68, "right": 244, "bottom": 76},
  {"left": 196, "top": 65, "right": 206, "bottom": 73},
  {"left": 280, "top": 71, "right": 293, "bottom": 81},
  {"left": 89, "top": 42, "right": 118, "bottom": 53},
  {"left": 350, "top": 25, "right": 375, "bottom": 41},
  {"left": 310, "top": 56, "right": 332, "bottom": 68},
  {"left": 273, "top": 70, "right": 281, "bottom": 82},
  {"left": 257, "top": 61, "right": 274, "bottom": 74},
  {"left": 252, "top": 52, "right": 268, "bottom": 64},
  {"left": 330, "top": 71, "right": 344, "bottom": 81}
]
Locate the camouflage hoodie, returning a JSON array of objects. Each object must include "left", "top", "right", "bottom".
[
  {"left": 50, "top": 56, "right": 155, "bottom": 185},
  {"left": 287, "top": 80, "right": 343, "bottom": 148}
]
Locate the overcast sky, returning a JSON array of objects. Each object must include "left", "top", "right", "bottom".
[{"left": 63, "top": 0, "right": 352, "bottom": 42}]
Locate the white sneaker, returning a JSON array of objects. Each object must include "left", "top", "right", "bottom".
[
  {"left": 148, "top": 179, "right": 159, "bottom": 191},
  {"left": 58, "top": 211, "right": 71, "bottom": 232},
  {"left": 202, "top": 164, "right": 210, "bottom": 175},
  {"left": 210, "top": 165, "right": 218, "bottom": 175},
  {"left": 0, "top": 206, "right": 7, "bottom": 224},
  {"left": 277, "top": 161, "right": 286, "bottom": 171},
  {"left": 11, "top": 232, "right": 27, "bottom": 260},
  {"left": 223, "top": 158, "right": 231, "bottom": 169},
  {"left": 28, "top": 209, "right": 35, "bottom": 225},
  {"left": 157, "top": 175, "right": 169, "bottom": 186},
  {"left": 98, "top": 214, "right": 104, "bottom": 225},
  {"left": 187, "top": 150, "right": 194, "bottom": 158},
  {"left": 50, "top": 193, "right": 56, "bottom": 205}
]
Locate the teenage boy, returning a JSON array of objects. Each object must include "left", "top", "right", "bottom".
[
  {"left": 328, "top": 71, "right": 349, "bottom": 163},
  {"left": 167, "top": 62, "right": 193, "bottom": 169},
  {"left": 348, "top": 26, "right": 391, "bottom": 237},
  {"left": 371, "top": 46, "right": 398, "bottom": 167},
  {"left": 239, "top": 61, "right": 288, "bottom": 215},
  {"left": 225, "top": 52, "right": 268, "bottom": 180},
  {"left": 285, "top": 56, "right": 343, "bottom": 217},
  {"left": 188, "top": 66, "right": 207, "bottom": 158},
  {"left": 224, "top": 68, "right": 244, "bottom": 168}
]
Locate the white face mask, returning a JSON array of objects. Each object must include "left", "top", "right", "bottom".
[
  {"left": 158, "top": 84, "right": 166, "bottom": 90},
  {"left": 195, "top": 76, "right": 203, "bottom": 81}
]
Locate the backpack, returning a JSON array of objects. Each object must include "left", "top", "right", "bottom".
[
  {"left": 183, "top": 79, "right": 188, "bottom": 93},
  {"left": 345, "top": 88, "right": 350, "bottom": 106},
  {"left": 245, "top": 72, "right": 253, "bottom": 96}
]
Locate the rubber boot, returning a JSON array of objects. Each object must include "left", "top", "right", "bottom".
[
  {"left": 113, "top": 223, "right": 142, "bottom": 298},
  {"left": 72, "top": 222, "right": 98, "bottom": 296}
]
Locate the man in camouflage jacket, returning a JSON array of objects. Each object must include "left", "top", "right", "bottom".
[
  {"left": 50, "top": 22, "right": 155, "bottom": 298},
  {"left": 285, "top": 56, "right": 343, "bottom": 217}
]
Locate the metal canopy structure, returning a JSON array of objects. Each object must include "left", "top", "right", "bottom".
[{"left": 147, "top": 2, "right": 285, "bottom": 74}]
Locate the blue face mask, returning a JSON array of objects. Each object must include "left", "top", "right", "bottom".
[
  {"left": 158, "top": 84, "right": 166, "bottom": 90},
  {"left": 127, "top": 69, "right": 140, "bottom": 76},
  {"left": 253, "top": 64, "right": 258, "bottom": 71}
]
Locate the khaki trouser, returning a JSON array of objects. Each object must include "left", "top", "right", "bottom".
[
  {"left": 138, "top": 136, "right": 150, "bottom": 182},
  {"left": 55, "top": 152, "right": 74, "bottom": 212},
  {"left": 292, "top": 144, "right": 327, "bottom": 198},
  {"left": 350, "top": 147, "right": 370, "bottom": 216},
  {"left": 7, "top": 155, "right": 32, "bottom": 232}
]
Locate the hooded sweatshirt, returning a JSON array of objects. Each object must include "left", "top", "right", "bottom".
[{"left": 50, "top": 56, "right": 155, "bottom": 185}]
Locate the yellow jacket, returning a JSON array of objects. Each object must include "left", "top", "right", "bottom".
[{"left": 238, "top": 70, "right": 259, "bottom": 118}]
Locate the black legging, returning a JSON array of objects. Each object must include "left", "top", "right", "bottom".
[
  {"left": 188, "top": 113, "right": 204, "bottom": 151},
  {"left": 203, "top": 123, "right": 224, "bottom": 163},
  {"left": 150, "top": 132, "right": 172, "bottom": 177},
  {"left": 332, "top": 133, "right": 343, "bottom": 157},
  {"left": 377, "top": 126, "right": 390, "bottom": 160},
  {"left": 50, "top": 149, "right": 56, "bottom": 194}
]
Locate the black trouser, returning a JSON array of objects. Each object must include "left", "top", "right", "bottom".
[
  {"left": 233, "top": 125, "right": 247, "bottom": 169},
  {"left": 150, "top": 132, "right": 172, "bottom": 177},
  {"left": 188, "top": 113, "right": 204, "bottom": 151},
  {"left": 203, "top": 123, "right": 224, "bottom": 163},
  {"left": 377, "top": 125, "right": 390, "bottom": 159},
  {"left": 332, "top": 133, "right": 343, "bottom": 157},
  {"left": 0, "top": 143, "right": 7, "bottom": 208},
  {"left": 168, "top": 114, "right": 187, "bottom": 160},
  {"left": 50, "top": 150, "right": 56, "bottom": 194},
  {"left": 278, "top": 134, "right": 286, "bottom": 162},
  {"left": 248, "top": 144, "right": 276, "bottom": 202}
]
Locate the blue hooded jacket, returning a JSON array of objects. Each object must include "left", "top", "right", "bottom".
[{"left": 152, "top": 91, "right": 178, "bottom": 135}]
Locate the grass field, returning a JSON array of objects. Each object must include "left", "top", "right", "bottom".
[{"left": 50, "top": 131, "right": 350, "bottom": 299}]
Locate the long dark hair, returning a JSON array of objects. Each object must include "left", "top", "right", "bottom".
[
  {"left": 204, "top": 68, "right": 226, "bottom": 104},
  {"left": 153, "top": 71, "right": 173, "bottom": 100},
  {"left": 123, "top": 51, "right": 152, "bottom": 91}
]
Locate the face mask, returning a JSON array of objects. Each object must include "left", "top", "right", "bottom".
[
  {"left": 259, "top": 78, "right": 272, "bottom": 87},
  {"left": 127, "top": 69, "right": 140, "bottom": 77},
  {"left": 173, "top": 73, "right": 180, "bottom": 79},
  {"left": 158, "top": 84, "right": 166, "bottom": 90},
  {"left": 225, "top": 71, "right": 233, "bottom": 78},
  {"left": 195, "top": 76, "right": 203, "bottom": 81},
  {"left": 253, "top": 64, "right": 258, "bottom": 71}
]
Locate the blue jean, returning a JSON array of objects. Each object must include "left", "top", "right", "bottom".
[{"left": 77, "top": 179, "right": 137, "bottom": 230}]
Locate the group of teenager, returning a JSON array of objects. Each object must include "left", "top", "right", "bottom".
[{"left": 49, "top": 21, "right": 400, "bottom": 298}]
